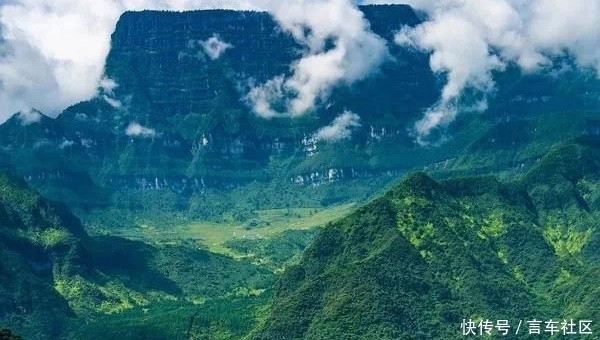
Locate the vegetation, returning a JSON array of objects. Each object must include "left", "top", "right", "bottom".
[
  {"left": 7, "top": 135, "right": 600, "bottom": 339},
  {"left": 2, "top": 4, "right": 600, "bottom": 340},
  {"left": 0, "top": 170, "right": 275, "bottom": 339},
  {"left": 252, "top": 140, "right": 600, "bottom": 339},
  {"left": 66, "top": 295, "right": 271, "bottom": 340},
  {"left": 0, "top": 328, "right": 22, "bottom": 340}
]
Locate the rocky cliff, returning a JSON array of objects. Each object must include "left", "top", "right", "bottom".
[{"left": 1, "top": 5, "right": 599, "bottom": 221}]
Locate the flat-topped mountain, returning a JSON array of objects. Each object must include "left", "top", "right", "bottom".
[
  {"left": 0, "top": 5, "right": 438, "bottom": 223},
  {"left": 1, "top": 4, "right": 600, "bottom": 229},
  {"left": 2, "top": 4, "right": 600, "bottom": 340}
]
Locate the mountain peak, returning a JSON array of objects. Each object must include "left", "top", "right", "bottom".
[{"left": 386, "top": 171, "right": 443, "bottom": 200}]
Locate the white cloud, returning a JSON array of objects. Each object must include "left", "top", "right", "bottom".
[
  {"left": 125, "top": 122, "right": 156, "bottom": 138},
  {"left": 246, "top": 76, "right": 286, "bottom": 119},
  {"left": 412, "top": 104, "right": 456, "bottom": 146},
  {"left": 99, "top": 76, "right": 119, "bottom": 95},
  {"left": 396, "top": 14, "right": 504, "bottom": 103},
  {"left": 0, "top": 0, "right": 390, "bottom": 123},
  {"left": 0, "top": 0, "right": 123, "bottom": 122},
  {"left": 0, "top": 0, "right": 272, "bottom": 124},
  {"left": 103, "top": 95, "right": 123, "bottom": 109},
  {"left": 381, "top": 0, "right": 600, "bottom": 142},
  {"left": 18, "top": 108, "right": 42, "bottom": 125},
  {"left": 99, "top": 76, "right": 123, "bottom": 108},
  {"left": 312, "top": 110, "right": 361, "bottom": 142},
  {"left": 246, "top": 0, "right": 389, "bottom": 118},
  {"left": 58, "top": 139, "right": 75, "bottom": 149},
  {"left": 200, "top": 34, "right": 232, "bottom": 60}
]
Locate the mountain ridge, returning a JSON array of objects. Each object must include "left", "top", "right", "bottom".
[
  {"left": 0, "top": 168, "right": 275, "bottom": 339},
  {"left": 2, "top": 4, "right": 600, "bottom": 340},
  {"left": 1, "top": 5, "right": 600, "bottom": 226},
  {"left": 252, "top": 140, "right": 600, "bottom": 339}
]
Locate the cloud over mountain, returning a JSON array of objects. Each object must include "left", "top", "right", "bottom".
[
  {"left": 3, "top": 0, "right": 600, "bottom": 143},
  {"left": 125, "top": 122, "right": 157, "bottom": 138},
  {"left": 200, "top": 34, "right": 233, "bottom": 60},
  {"left": 17, "top": 108, "right": 43, "bottom": 126},
  {"left": 367, "top": 0, "right": 600, "bottom": 143},
  {"left": 246, "top": 0, "right": 389, "bottom": 118},
  {"left": 313, "top": 110, "right": 361, "bottom": 142},
  {"left": 0, "top": 0, "right": 387, "bottom": 123}
]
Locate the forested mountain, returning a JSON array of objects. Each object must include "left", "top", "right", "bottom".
[
  {"left": 0, "top": 5, "right": 432, "bottom": 221},
  {"left": 1, "top": 5, "right": 599, "bottom": 226},
  {"left": 1, "top": 4, "right": 600, "bottom": 340},
  {"left": 0, "top": 170, "right": 274, "bottom": 339},
  {"left": 253, "top": 138, "right": 600, "bottom": 339}
]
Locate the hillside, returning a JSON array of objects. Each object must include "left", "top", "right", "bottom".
[
  {"left": 0, "top": 170, "right": 275, "bottom": 339},
  {"left": 252, "top": 139, "right": 600, "bottom": 339},
  {"left": 0, "top": 171, "right": 88, "bottom": 338}
]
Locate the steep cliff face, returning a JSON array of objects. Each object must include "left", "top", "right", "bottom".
[
  {"left": 74, "top": 4, "right": 436, "bottom": 185},
  {"left": 1, "top": 5, "right": 600, "bottom": 219},
  {"left": 0, "top": 5, "right": 439, "bottom": 215}
]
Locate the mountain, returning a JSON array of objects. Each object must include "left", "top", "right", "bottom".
[
  {"left": 2, "top": 5, "right": 599, "bottom": 228},
  {"left": 0, "top": 5, "right": 433, "bottom": 223},
  {"left": 252, "top": 139, "right": 600, "bottom": 339},
  {"left": 2, "top": 4, "right": 600, "bottom": 339},
  {"left": 0, "top": 170, "right": 89, "bottom": 338},
  {"left": 0, "top": 169, "right": 275, "bottom": 339}
]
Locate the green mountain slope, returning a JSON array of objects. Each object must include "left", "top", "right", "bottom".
[
  {"left": 2, "top": 6, "right": 600, "bottom": 229},
  {"left": 0, "top": 171, "right": 275, "bottom": 339},
  {"left": 252, "top": 139, "right": 600, "bottom": 339},
  {"left": 0, "top": 171, "right": 88, "bottom": 338},
  {"left": 434, "top": 110, "right": 600, "bottom": 180}
]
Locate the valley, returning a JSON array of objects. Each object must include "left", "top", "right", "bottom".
[
  {"left": 100, "top": 204, "right": 356, "bottom": 267},
  {"left": 0, "top": 3, "right": 600, "bottom": 340}
]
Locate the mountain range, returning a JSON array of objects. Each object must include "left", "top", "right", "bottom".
[
  {"left": 0, "top": 4, "right": 600, "bottom": 339},
  {"left": 2, "top": 5, "right": 600, "bottom": 225}
]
